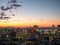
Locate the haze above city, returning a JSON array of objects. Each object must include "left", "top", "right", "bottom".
[{"left": 0, "top": 0, "right": 60, "bottom": 27}]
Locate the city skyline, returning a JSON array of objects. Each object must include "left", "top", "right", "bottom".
[{"left": 0, "top": 0, "right": 60, "bottom": 27}]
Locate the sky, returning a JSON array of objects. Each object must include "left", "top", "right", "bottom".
[{"left": 0, "top": 0, "right": 60, "bottom": 27}]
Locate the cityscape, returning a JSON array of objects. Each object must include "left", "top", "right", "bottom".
[
  {"left": 0, "top": 0, "right": 60, "bottom": 45},
  {"left": 0, "top": 25, "right": 60, "bottom": 45}
]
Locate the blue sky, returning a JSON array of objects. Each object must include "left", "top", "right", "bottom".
[
  {"left": 0, "top": 0, "right": 60, "bottom": 27},
  {"left": 19, "top": 0, "right": 60, "bottom": 22}
]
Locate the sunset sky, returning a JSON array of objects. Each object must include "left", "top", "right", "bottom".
[{"left": 0, "top": 0, "right": 60, "bottom": 27}]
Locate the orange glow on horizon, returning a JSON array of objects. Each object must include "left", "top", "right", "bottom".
[{"left": 0, "top": 20, "right": 60, "bottom": 27}]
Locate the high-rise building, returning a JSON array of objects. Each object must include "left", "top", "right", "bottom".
[
  {"left": 51, "top": 25, "right": 56, "bottom": 34},
  {"left": 57, "top": 25, "right": 60, "bottom": 30},
  {"left": 56, "top": 25, "right": 60, "bottom": 38}
]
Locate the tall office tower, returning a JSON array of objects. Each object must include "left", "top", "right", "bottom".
[
  {"left": 56, "top": 25, "right": 60, "bottom": 38},
  {"left": 51, "top": 25, "right": 56, "bottom": 34}
]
